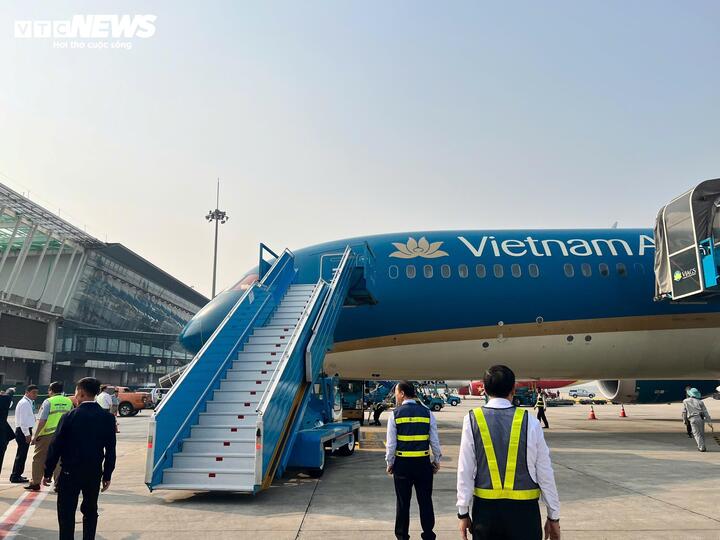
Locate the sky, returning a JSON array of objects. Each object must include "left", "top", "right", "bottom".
[{"left": 1, "top": 1, "right": 719, "bottom": 297}]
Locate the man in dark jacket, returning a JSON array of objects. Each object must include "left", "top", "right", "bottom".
[
  {"left": 0, "top": 388, "right": 15, "bottom": 475},
  {"left": 44, "top": 378, "right": 116, "bottom": 540}
]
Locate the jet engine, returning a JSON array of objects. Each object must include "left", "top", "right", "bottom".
[{"left": 597, "top": 380, "right": 719, "bottom": 404}]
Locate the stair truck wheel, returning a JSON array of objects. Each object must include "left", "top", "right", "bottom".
[
  {"left": 118, "top": 402, "right": 134, "bottom": 417},
  {"left": 337, "top": 430, "right": 357, "bottom": 456},
  {"left": 309, "top": 449, "right": 325, "bottom": 478}
]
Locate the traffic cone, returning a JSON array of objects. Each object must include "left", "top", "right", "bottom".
[
  {"left": 619, "top": 405, "right": 627, "bottom": 418},
  {"left": 588, "top": 406, "right": 597, "bottom": 420}
]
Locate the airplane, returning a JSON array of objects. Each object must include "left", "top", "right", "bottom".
[{"left": 180, "top": 229, "right": 720, "bottom": 404}]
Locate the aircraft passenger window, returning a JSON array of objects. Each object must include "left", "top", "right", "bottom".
[
  {"left": 476, "top": 264, "right": 486, "bottom": 278},
  {"left": 616, "top": 263, "right": 627, "bottom": 277},
  {"left": 493, "top": 264, "right": 504, "bottom": 278},
  {"left": 633, "top": 263, "right": 645, "bottom": 275},
  {"left": 406, "top": 265, "right": 416, "bottom": 279},
  {"left": 511, "top": 264, "right": 521, "bottom": 278},
  {"left": 458, "top": 264, "right": 469, "bottom": 278},
  {"left": 424, "top": 265, "right": 434, "bottom": 278},
  {"left": 599, "top": 263, "right": 609, "bottom": 277},
  {"left": 441, "top": 264, "right": 451, "bottom": 278},
  {"left": 581, "top": 263, "right": 592, "bottom": 277},
  {"left": 528, "top": 264, "right": 539, "bottom": 278},
  {"left": 389, "top": 265, "right": 399, "bottom": 279},
  {"left": 564, "top": 263, "right": 575, "bottom": 278}
]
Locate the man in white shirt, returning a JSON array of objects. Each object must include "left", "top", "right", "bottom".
[
  {"left": 456, "top": 365, "right": 561, "bottom": 540},
  {"left": 386, "top": 381, "right": 442, "bottom": 540},
  {"left": 10, "top": 385, "right": 39, "bottom": 483},
  {"left": 96, "top": 386, "right": 113, "bottom": 411}
]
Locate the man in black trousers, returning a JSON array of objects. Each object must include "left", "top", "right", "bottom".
[
  {"left": 386, "top": 381, "right": 442, "bottom": 540},
  {"left": 44, "top": 377, "right": 116, "bottom": 540}
]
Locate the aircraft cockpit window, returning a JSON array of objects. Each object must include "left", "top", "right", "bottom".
[
  {"left": 493, "top": 264, "right": 504, "bottom": 278},
  {"left": 389, "top": 265, "right": 399, "bottom": 279},
  {"left": 616, "top": 263, "right": 627, "bottom": 277},
  {"left": 406, "top": 265, "right": 416, "bottom": 279},
  {"left": 599, "top": 263, "right": 609, "bottom": 277},
  {"left": 424, "top": 265, "right": 434, "bottom": 278},
  {"left": 441, "top": 265, "right": 451, "bottom": 278},
  {"left": 511, "top": 264, "right": 521, "bottom": 278},
  {"left": 581, "top": 263, "right": 592, "bottom": 277},
  {"left": 458, "top": 264, "right": 469, "bottom": 278},
  {"left": 528, "top": 264, "right": 539, "bottom": 278},
  {"left": 564, "top": 263, "right": 575, "bottom": 278},
  {"left": 476, "top": 264, "right": 486, "bottom": 278}
]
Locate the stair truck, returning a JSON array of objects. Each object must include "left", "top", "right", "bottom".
[{"left": 145, "top": 243, "right": 375, "bottom": 492}]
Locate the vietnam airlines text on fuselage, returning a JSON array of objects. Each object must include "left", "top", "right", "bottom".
[{"left": 181, "top": 229, "right": 720, "bottom": 381}]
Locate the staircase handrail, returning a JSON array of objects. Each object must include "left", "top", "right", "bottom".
[
  {"left": 149, "top": 250, "right": 295, "bottom": 483},
  {"left": 305, "top": 246, "right": 355, "bottom": 381},
  {"left": 255, "top": 281, "right": 327, "bottom": 416}
]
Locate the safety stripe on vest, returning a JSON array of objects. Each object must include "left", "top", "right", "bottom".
[
  {"left": 395, "top": 417, "right": 430, "bottom": 424},
  {"left": 395, "top": 450, "right": 430, "bottom": 457},
  {"left": 397, "top": 434, "right": 430, "bottom": 442},
  {"left": 472, "top": 407, "right": 539, "bottom": 500}
]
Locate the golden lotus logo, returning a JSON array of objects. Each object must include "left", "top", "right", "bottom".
[{"left": 390, "top": 237, "right": 449, "bottom": 259}]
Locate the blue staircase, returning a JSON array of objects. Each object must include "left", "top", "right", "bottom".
[{"left": 145, "top": 245, "right": 366, "bottom": 492}]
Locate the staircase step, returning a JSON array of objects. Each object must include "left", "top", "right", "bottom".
[
  {"left": 162, "top": 468, "right": 256, "bottom": 490},
  {"left": 172, "top": 454, "right": 255, "bottom": 470},
  {"left": 181, "top": 439, "right": 255, "bottom": 453},
  {"left": 211, "top": 390, "right": 262, "bottom": 402},
  {"left": 190, "top": 425, "right": 256, "bottom": 439},
  {"left": 224, "top": 369, "right": 273, "bottom": 381},
  {"left": 231, "top": 361, "right": 278, "bottom": 371},
  {"left": 243, "top": 343, "right": 289, "bottom": 354},
  {"left": 251, "top": 328, "right": 294, "bottom": 338},
  {"left": 246, "top": 335, "right": 291, "bottom": 345},
  {"left": 219, "top": 379, "right": 268, "bottom": 392},
  {"left": 267, "top": 317, "right": 301, "bottom": 326},
  {"left": 206, "top": 401, "right": 260, "bottom": 413},
  {"left": 198, "top": 412, "right": 259, "bottom": 426}
]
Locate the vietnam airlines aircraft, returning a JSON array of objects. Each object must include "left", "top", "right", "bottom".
[{"left": 180, "top": 229, "right": 720, "bottom": 403}]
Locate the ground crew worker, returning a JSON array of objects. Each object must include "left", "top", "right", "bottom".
[
  {"left": 372, "top": 400, "right": 389, "bottom": 426},
  {"left": 682, "top": 386, "right": 693, "bottom": 438},
  {"left": 11, "top": 385, "right": 39, "bottom": 484},
  {"left": 535, "top": 389, "right": 549, "bottom": 429},
  {"left": 682, "top": 387, "right": 713, "bottom": 452},
  {"left": 386, "top": 381, "right": 442, "bottom": 540},
  {"left": 26, "top": 381, "right": 74, "bottom": 491},
  {"left": 457, "top": 365, "right": 561, "bottom": 540}
]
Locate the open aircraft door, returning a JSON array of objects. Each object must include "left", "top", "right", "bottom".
[{"left": 655, "top": 178, "right": 720, "bottom": 301}]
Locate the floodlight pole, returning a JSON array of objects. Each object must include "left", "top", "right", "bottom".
[{"left": 206, "top": 179, "right": 228, "bottom": 298}]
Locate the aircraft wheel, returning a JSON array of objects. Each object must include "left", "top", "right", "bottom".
[{"left": 337, "top": 430, "right": 356, "bottom": 456}]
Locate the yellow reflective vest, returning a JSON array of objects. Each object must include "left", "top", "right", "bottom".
[{"left": 37, "top": 395, "right": 74, "bottom": 437}]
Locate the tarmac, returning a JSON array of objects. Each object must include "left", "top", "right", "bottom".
[{"left": 0, "top": 396, "right": 719, "bottom": 539}]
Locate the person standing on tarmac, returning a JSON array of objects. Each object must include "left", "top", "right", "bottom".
[
  {"left": 11, "top": 385, "right": 39, "bottom": 484},
  {"left": 26, "top": 381, "right": 74, "bottom": 491},
  {"left": 44, "top": 377, "right": 116, "bottom": 540},
  {"left": 535, "top": 388, "right": 550, "bottom": 429},
  {"left": 457, "top": 365, "right": 561, "bottom": 540},
  {"left": 0, "top": 388, "right": 15, "bottom": 476},
  {"left": 682, "top": 386, "right": 693, "bottom": 438},
  {"left": 682, "top": 387, "right": 713, "bottom": 452},
  {"left": 386, "top": 381, "right": 442, "bottom": 540}
]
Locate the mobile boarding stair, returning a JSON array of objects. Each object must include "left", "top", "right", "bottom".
[
  {"left": 145, "top": 244, "right": 375, "bottom": 492},
  {"left": 655, "top": 178, "right": 720, "bottom": 302}
]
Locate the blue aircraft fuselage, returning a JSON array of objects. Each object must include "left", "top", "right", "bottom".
[{"left": 181, "top": 229, "right": 720, "bottom": 381}]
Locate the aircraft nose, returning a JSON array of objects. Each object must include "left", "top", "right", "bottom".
[{"left": 179, "top": 317, "right": 204, "bottom": 354}]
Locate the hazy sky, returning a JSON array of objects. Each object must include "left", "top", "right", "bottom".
[{"left": 2, "top": 1, "right": 719, "bottom": 297}]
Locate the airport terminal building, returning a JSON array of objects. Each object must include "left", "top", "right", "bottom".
[{"left": 0, "top": 183, "right": 208, "bottom": 387}]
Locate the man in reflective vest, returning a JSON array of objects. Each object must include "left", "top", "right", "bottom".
[
  {"left": 386, "top": 381, "right": 442, "bottom": 540},
  {"left": 535, "top": 388, "right": 549, "bottom": 429},
  {"left": 457, "top": 365, "right": 561, "bottom": 540},
  {"left": 26, "top": 382, "right": 74, "bottom": 491}
]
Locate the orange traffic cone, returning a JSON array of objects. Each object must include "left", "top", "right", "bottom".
[
  {"left": 619, "top": 405, "right": 627, "bottom": 418},
  {"left": 588, "top": 406, "right": 597, "bottom": 420}
]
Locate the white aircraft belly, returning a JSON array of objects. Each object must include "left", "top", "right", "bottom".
[{"left": 325, "top": 328, "right": 720, "bottom": 380}]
